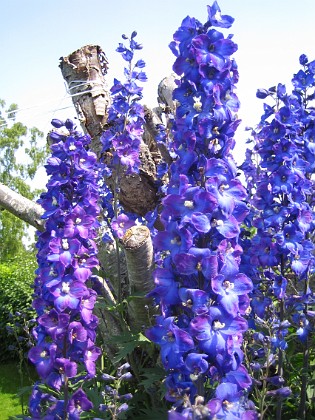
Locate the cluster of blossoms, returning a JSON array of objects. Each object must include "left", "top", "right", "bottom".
[
  {"left": 100, "top": 31, "right": 147, "bottom": 240},
  {"left": 147, "top": 3, "right": 256, "bottom": 418},
  {"left": 240, "top": 55, "right": 315, "bottom": 406},
  {"left": 28, "top": 119, "right": 101, "bottom": 418}
]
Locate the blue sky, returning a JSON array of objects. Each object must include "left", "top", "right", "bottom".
[{"left": 1, "top": 0, "right": 315, "bottom": 165}]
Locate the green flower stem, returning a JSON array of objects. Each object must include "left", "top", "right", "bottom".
[
  {"left": 276, "top": 298, "right": 285, "bottom": 420},
  {"left": 297, "top": 272, "right": 310, "bottom": 419}
]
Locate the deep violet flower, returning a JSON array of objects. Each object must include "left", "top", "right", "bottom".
[
  {"left": 68, "top": 389, "right": 93, "bottom": 419},
  {"left": 28, "top": 342, "right": 57, "bottom": 379},
  {"left": 99, "top": 32, "right": 147, "bottom": 250},
  {"left": 29, "top": 119, "right": 100, "bottom": 417},
  {"left": 207, "top": 1, "right": 235, "bottom": 28},
  {"left": 100, "top": 32, "right": 146, "bottom": 175}
]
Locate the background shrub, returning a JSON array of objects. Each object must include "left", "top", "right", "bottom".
[{"left": 0, "top": 252, "right": 36, "bottom": 362}]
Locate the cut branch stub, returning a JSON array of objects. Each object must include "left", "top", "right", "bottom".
[
  {"left": 121, "top": 225, "right": 155, "bottom": 331},
  {"left": 122, "top": 225, "right": 154, "bottom": 292},
  {"left": 119, "top": 142, "right": 158, "bottom": 216},
  {"left": 59, "top": 45, "right": 111, "bottom": 156}
]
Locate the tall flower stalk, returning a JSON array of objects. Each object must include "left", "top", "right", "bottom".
[
  {"left": 240, "top": 54, "right": 315, "bottom": 418},
  {"left": 28, "top": 119, "right": 101, "bottom": 419},
  {"left": 99, "top": 31, "right": 148, "bottom": 304},
  {"left": 147, "top": 3, "right": 256, "bottom": 418}
]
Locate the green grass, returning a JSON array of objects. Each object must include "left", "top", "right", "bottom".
[{"left": 0, "top": 362, "right": 34, "bottom": 420}]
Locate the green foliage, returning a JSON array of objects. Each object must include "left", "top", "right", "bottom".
[
  {"left": 111, "top": 331, "right": 152, "bottom": 365},
  {"left": 0, "top": 252, "right": 37, "bottom": 362},
  {"left": 0, "top": 362, "right": 36, "bottom": 419},
  {"left": 0, "top": 99, "right": 48, "bottom": 260}
]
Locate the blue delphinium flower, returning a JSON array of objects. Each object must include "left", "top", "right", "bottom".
[
  {"left": 146, "top": 3, "right": 255, "bottom": 418},
  {"left": 240, "top": 54, "right": 315, "bottom": 410}
]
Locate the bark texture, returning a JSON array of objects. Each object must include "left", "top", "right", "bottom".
[
  {"left": 59, "top": 45, "right": 110, "bottom": 156},
  {"left": 0, "top": 49, "right": 177, "bottom": 233}
]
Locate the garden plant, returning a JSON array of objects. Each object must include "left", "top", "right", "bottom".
[{"left": 1, "top": 2, "right": 315, "bottom": 419}]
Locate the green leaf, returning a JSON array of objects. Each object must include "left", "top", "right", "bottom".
[
  {"left": 111, "top": 331, "right": 150, "bottom": 364},
  {"left": 16, "top": 385, "right": 33, "bottom": 397},
  {"left": 139, "top": 366, "right": 166, "bottom": 391}
]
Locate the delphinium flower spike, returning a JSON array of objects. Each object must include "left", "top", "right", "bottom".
[
  {"left": 147, "top": 2, "right": 256, "bottom": 418},
  {"left": 100, "top": 31, "right": 148, "bottom": 242},
  {"left": 28, "top": 119, "right": 101, "bottom": 418},
  {"left": 240, "top": 55, "right": 315, "bottom": 416}
]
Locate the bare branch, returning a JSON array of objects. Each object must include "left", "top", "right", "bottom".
[
  {"left": 157, "top": 73, "right": 178, "bottom": 111},
  {"left": 0, "top": 182, "right": 44, "bottom": 231}
]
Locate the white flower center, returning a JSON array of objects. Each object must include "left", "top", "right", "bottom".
[
  {"left": 213, "top": 320, "right": 225, "bottom": 330},
  {"left": 184, "top": 200, "right": 194, "bottom": 209},
  {"left": 193, "top": 96, "right": 202, "bottom": 112},
  {"left": 223, "top": 280, "right": 234, "bottom": 291},
  {"left": 62, "top": 282, "right": 70, "bottom": 294}
]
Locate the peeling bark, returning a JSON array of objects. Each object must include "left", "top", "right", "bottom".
[
  {"left": 59, "top": 45, "right": 111, "bottom": 156},
  {"left": 0, "top": 182, "right": 44, "bottom": 231}
]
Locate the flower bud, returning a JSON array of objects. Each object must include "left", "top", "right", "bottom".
[{"left": 51, "top": 119, "right": 64, "bottom": 128}]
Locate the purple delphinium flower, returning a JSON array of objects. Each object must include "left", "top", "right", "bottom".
[
  {"left": 28, "top": 342, "right": 57, "bottom": 379},
  {"left": 207, "top": 1, "right": 235, "bottom": 28},
  {"left": 146, "top": 3, "right": 255, "bottom": 417},
  {"left": 29, "top": 119, "right": 100, "bottom": 417},
  {"left": 67, "top": 389, "right": 93, "bottom": 419},
  {"left": 99, "top": 32, "right": 147, "bottom": 243},
  {"left": 207, "top": 382, "right": 257, "bottom": 419}
]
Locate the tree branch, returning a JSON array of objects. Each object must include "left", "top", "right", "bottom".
[
  {"left": 59, "top": 45, "right": 111, "bottom": 156},
  {"left": 0, "top": 182, "right": 44, "bottom": 231}
]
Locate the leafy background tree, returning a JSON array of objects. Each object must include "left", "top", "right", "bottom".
[{"left": 0, "top": 98, "right": 48, "bottom": 259}]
